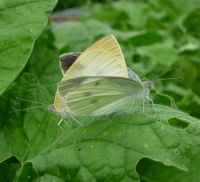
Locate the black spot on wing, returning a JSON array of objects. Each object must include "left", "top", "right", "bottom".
[
  {"left": 83, "top": 92, "right": 92, "bottom": 97},
  {"left": 91, "top": 99, "right": 98, "bottom": 104},
  {"left": 94, "top": 81, "right": 100, "bottom": 86}
]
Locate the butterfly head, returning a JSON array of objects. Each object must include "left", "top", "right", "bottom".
[
  {"left": 143, "top": 80, "right": 154, "bottom": 91},
  {"left": 47, "top": 104, "right": 55, "bottom": 112}
]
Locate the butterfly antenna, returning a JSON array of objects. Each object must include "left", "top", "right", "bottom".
[
  {"left": 9, "top": 105, "right": 46, "bottom": 114},
  {"left": 154, "top": 77, "right": 182, "bottom": 81},
  {"left": 152, "top": 65, "right": 180, "bottom": 80},
  {"left": 15, "top": 97, "right": 47, "bottom": 106}
]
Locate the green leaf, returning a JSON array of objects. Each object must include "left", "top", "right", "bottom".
[
  {"left": 183, "top": 8, "right": 200, "bottom": 38},
  {"left": 52, "top": 19, "right": 115, "bottom": 51},
  {"left": 0, "top": 0, "right": 57, "bottom": 96},
  {"left": 1, "top": 1, "right": 200, "bottom": 181},
  {"left": 137, "top": 42, "right": 178, "bottom": 66},
  {"left": 1, "top": 73, "right": 200, "bottom": 181},
  {"left": 129, "top": 31, "right": 163, "bottom": 47},
  {"left": 149, "top": 0, "right": 200, "bottom": 18},
  {"left": 20, "top": 105, "right": 200, "bottom": 181},
  {"left": 165, "top": 84, "right": 200, "bottom": 118},
  {"left": 113, "top": 1, "right": 151, "bottom": 29},
  {"left": 83, "top": 4, "right": 131, "bottom": 31},
  {"left": 26, "top": 27, "right": 61, "bottom": 85}
]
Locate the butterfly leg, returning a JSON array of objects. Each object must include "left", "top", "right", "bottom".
[
  {"left": 58, "top": 118, "right": 64, "bottom": 126},
  {"left": 146, "top": 96, "right": 157, "bottom": 116}
]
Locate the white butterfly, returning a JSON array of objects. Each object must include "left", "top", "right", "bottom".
[
  {"left": 57, "top": 76, "right": 154, "bottom": 117},
  {"left": 54, "top": 35, "right": 128, "bottom": 113},
  {"left": 52, "top": 35, "right": 155, "bottom": 125}
]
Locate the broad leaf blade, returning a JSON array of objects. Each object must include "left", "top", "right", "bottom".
[
  {"left": 0, "top": 0, "right": 57, "bottom": 95},
  {"left": 1, "top": 73, "right": 200, "bottom": 181},
  {"left": 26, "top": 105, "right": 200, "bottom": 181}
]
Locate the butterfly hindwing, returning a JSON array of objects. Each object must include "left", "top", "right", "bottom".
[{"left": 58, "top": 76, "right": 144, "bottom": 116}]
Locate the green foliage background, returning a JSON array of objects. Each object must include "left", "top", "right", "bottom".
[{"left": 0, "top": 0, "right": 200, "bottom": 181}]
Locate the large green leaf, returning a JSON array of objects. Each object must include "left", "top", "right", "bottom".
[
  {"left": 1, "top": 72, "right": 200, "bottom": 181},
  {"left": 0, "top": 0, "right": 57, "bottom": 95},
  {"left": 1, "top": 1, "right": 200, "bottom": 181},
  {"left": 28, "top": 108, "right": 200, "bottom": 181}
]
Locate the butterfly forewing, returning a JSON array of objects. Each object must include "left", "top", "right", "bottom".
[
  {"left": 54, "top": 35, "right": 129, "bottom": 111},
  {"left": 58, "top": 76, "right": 144, "bottom": 116},
  {"left": 61, "top": 35, "right": 128, "bottom": 81}
]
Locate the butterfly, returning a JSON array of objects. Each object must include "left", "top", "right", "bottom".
[
  {"left": 56, "top": 66, "right": 180, "bottom": 119},
  {"left": 51, "top": 35, "right": 156, "bottom": 126},
  {"left": 57, "top": 76, "right": 154, "bottom": 117},
  {"left": 54, "top": 35, "right": 129, "bottom": 120}
]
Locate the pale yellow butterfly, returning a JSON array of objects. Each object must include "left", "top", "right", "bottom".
[{"left": 53, "top": 35, "right": 129, "bottom": 124}]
